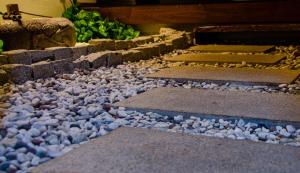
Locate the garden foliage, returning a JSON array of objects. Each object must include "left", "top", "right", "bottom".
[{"left": 63, "top": 0, "right": 140, "bottom": 42}]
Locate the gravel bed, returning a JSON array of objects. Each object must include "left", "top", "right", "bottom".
[{"left": 0, "top": 47, "right": 300, "bottom": 173}]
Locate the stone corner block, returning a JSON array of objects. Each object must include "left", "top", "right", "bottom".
[
  {"left": 0, "top": 69, "right": 9, "bottom": 85},
  {"left": 114, "top": 40, "right": 136, "bottom": 50},
  {"left": 132, "top": 36, "right": 154, "bottom": 45},
  {"left": 0, "top": 64, "right": 33, "bottom": 84},
  {"left": 85, "top": 51, "right": 111, "bottom": 68},
  {"left": 88, "top": 39, "right": 115, "bottom": 54},
  {"left": 2, "top": 49, "right": 31, "bottom": 65},
  {"left": 71, "top": 45, "right": 89, "bottom": 60},
  {"left": 31, "top": 61, "right": 55, "bottom": 80},
  {"left": 73, "top": 57, "right": 90, "bottom": 70},
  {"left": 51, "top": 59, "right": 74, "bottom": 74},
  {"left": 107, "top": 51, "right": 123, "bottom": 67},
  {"left": 45, "top": 47, "right": 73, "bottom": 60},
  {"left": 29, "top": 50, "right": 54, "bottom": 63},
  {"left": 0, "top": 55, "right": 8, "bottom": 65},
  {"left": 121, "top": 50, "right": 143, "bottom": 62}
]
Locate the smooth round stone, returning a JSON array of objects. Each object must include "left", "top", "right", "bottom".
[
  {"left": 30, "top": 156, "right": 40, "bottom": 166},
  {"left": 280, "top": 129, "right": 291, "bottom": 137},
  {"left": 106, "top": 122, "right": 120, "bottom": 131},
  {"left": 0, "top": 161, "right": 10, "bottom": 171},
  {"left": 17, "top": 153, "right": 28, "bottom": 163},
  {"left": 28, "top": 128, "right": 40, "bottom": 138},
  {"left": 174, "top": 115, "right": 184, "bottom": 123},
  {"left": 286, "top": 125, "right": 296, "bottom": 133},
  {"left": 153, "top": 122, "right": 170, "bottom": 129}
]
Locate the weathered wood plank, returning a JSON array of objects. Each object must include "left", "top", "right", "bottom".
[{"left": 83, "top": 0, "right": 300, "bottom": 24}]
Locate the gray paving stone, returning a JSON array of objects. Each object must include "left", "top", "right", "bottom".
[
  {"left": 32, "top": 127, "right": 300, "bottom": 173},
  {"left": 164, "top": 53, "right": 285, "bottom": 64},
  {"left": 115, "top": 87, "right": 300, "bottom": 125},
  {"left": 147, "top": 66, "right": 300, "bottom": 85},
  {"left": 189, "top": 45, "right": 275, "bottom": 53}
]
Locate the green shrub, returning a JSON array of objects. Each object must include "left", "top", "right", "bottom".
[
  {"left": 0, "top": 39, "right": 3, "bottom": 53},
  {"left": 63, "top": 1, "right": 140, "bottom": 42}
]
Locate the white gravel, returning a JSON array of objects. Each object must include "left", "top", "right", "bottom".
[{"left": 0, "top": 47, "right": 299, "bottom": 173}]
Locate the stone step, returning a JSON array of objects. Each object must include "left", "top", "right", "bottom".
[
  {"left": 164, "top": 53, "right": 285, "bottom": 64},
  {"left": 32, "top": 127, "right": 300, "bottom": 173},
  {"left": 147, "top": 66, "right": 300, "bottom": 85},
  {"left": 188, "top": 45, "right": 275, "bottom": 53},
  {"left": 115, "top": 88, "right": 300, "bottom": 127}
]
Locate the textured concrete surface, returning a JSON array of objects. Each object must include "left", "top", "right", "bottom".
[
  {"left": 115, "top": 88, "right": 300, "bottom": 124},
  {"left": 32, "top": 128, "right": 300, "bottom": 173},
  {"left": 147, "top": 66, "right": 300, "bottom": 85},
  {"left": 189, "top": 45, "right": 275, "bottom": 53},
  {"left": 164, "top": 53, "right": 285, "bottom": 64}
]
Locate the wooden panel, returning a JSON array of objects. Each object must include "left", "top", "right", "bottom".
[{"left": 83, "top": 0, "right": 300, "bottom": 24}]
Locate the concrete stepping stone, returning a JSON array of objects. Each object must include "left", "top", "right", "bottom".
[
  {"left": 147, "top": 66, "right": 300, "bottom": 85},
  {"left": 32, "top": 127, "right": 300, "bottom": 173},
  {"left": 164, "top": 53, "right": 285, "bottom": 64},
  {"left": 115, "top": 88, "right": 300, "bottom": 126},
  {"left": 189, "top": 45, "right": 275, "bottom": 53}
]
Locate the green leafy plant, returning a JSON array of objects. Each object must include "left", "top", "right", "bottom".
[
  {"left": 0, "top": 39, "right": 4, "bottom": 53},
  {"left": 63, "top": 1, "right": 140, "bottom": 42}
]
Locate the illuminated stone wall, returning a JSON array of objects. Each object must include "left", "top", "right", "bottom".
[{"left": 0, "top": 0, "right": 96, "bottom": 19}]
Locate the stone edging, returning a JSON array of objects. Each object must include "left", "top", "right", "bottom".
[{"left": 0, "top": 28, "right": 194, "bottom": 84}]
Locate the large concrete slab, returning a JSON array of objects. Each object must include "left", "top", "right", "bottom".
[
  {"left": 32, "top": 128, "right": 300, "bottom": 173},
  {"left": 164, "top": 53, "right": 285, "bottom": 64},
  {"left": 115, "top": 88, "right": 300, "bottom": 125},
  {"left": 189, "top": 45, "right": 275, "bottom": 53},
  {"left": 147, "top": 66, "right": 300, "bottom": 85}
]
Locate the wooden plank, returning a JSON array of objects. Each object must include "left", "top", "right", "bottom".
[
  {"left": 195, "top": 24, "right": 300, "bottom": 33},
  {"left": 164, "top": 53, "right": 285, "bottom": 64},
  {"left": 83, "top": 0, "right": 300, "bottom": 24}
]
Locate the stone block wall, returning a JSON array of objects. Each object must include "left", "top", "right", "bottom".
[{"left": 0, "top": 28, "right": 194, "bottom": 84}]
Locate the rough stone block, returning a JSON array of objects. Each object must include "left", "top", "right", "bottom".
[
  {"left": 0, "top": 64, "right": 32, "bottom": 84},
  {"left": 29, "top": 50, "right": 54, "bottom": 63},
  {"left": 45, "top": 47, "right": 73, "bottom": 60},
  {"left": 51, "top": 59, "right": 74, "bottom": 74},
  {"left": 107, "top": 52, "right": 123, "bottom": 67},
  {"left": 2, "top": 49, "right": 31, "bottom": 65},
  {"left": 114, "top": 40, "right": 136, "bottom": 50},
  {"left": 132, "top": 46, "right": 152, "bottom": 60},
  {"left": 150, "top": 42, "right": 167, "bottom": 55},
  {"left": 165, "top": 43, "right": 174, "bottom": 53},
  {"left": 169, "top": 35, "right": 188, "bottom": 49},
  {"left": 121, "top": 50, "right": 143, "bottom": 62},
  {"left": 0, "top": 69, "right": 9, "bottom": 85},
  {"left": 86, "top": 51, "right": 111, "bottom": 68},
  {"left": 135, "top": 44, "right": 160, "bottom": 58},
  {"left": 0, "top": 18, "right": 76, "bottom": 50},
  {"left": 0, "top": 55, "right": 8, "bottom": 65},
  {"left": 71, "top": 45, "right": 88, "bottom": 60},
  {"left": 88, "top": 39, "right": 115, "bottom": 53},
  {"left": 159, "top": 28, "right": 179, "bottom": 35},
  {"left": 184, "top": 32, "right": 194, "bottom": 45},
  {"left": 152, "top": 34, "right": 166, "bottom": 42},
  {"left": 31, "top": 61, "right": 55, "bottom": 79},
  {"left": 73, "top": 58, "right": 90, "bottom": 70},
  {"left": 132, "top": 36, "right": 154, "bottom": 45}
]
